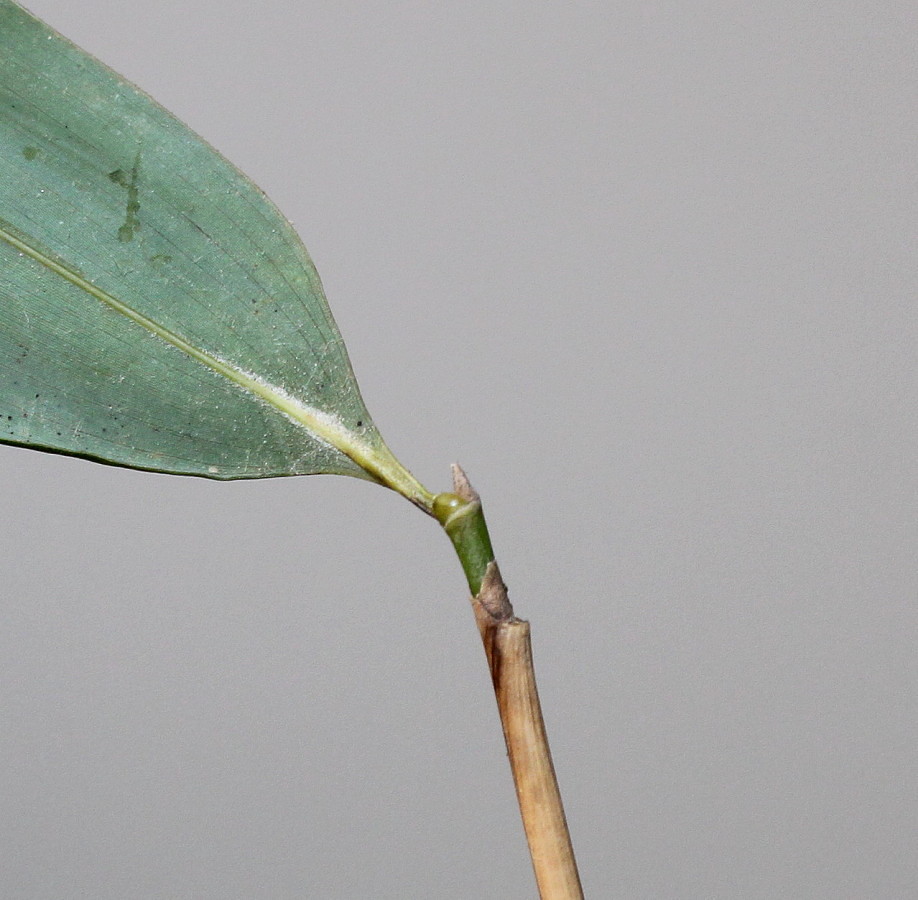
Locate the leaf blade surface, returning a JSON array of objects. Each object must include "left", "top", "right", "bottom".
[{"left": 0, "top": 1, "right": 427, "bottom": 501}]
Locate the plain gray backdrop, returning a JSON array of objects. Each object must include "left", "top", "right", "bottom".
[{"left": 2, "top": 1, "right": 917, "bottom": 897}]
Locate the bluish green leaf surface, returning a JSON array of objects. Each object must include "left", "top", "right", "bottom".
[{"left": 0, "top": 1, "right": 431, "bottom": 508}]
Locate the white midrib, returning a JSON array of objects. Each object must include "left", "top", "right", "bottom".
[{"left": 0, "top": 223, "right": 433, "bottom": 510}]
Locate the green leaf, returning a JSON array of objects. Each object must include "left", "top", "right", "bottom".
[{"left": 0, "top": 1, "right": 432, "bottom": 510}]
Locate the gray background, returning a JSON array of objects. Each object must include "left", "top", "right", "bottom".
[{"left": 2, "top": 1, "right": 916, "bottom": 897}]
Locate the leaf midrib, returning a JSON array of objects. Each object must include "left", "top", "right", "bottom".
[{"left": 0, "top": 221, "right": 434, "bottom": 510}]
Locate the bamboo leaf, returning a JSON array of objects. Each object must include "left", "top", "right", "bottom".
[{"left": 0, "top": 1, "right": 431, "bottom": 509}]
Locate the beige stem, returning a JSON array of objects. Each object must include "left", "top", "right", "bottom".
[{"left": 472, "top": 563, "right": 584, "bottom": 900}]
